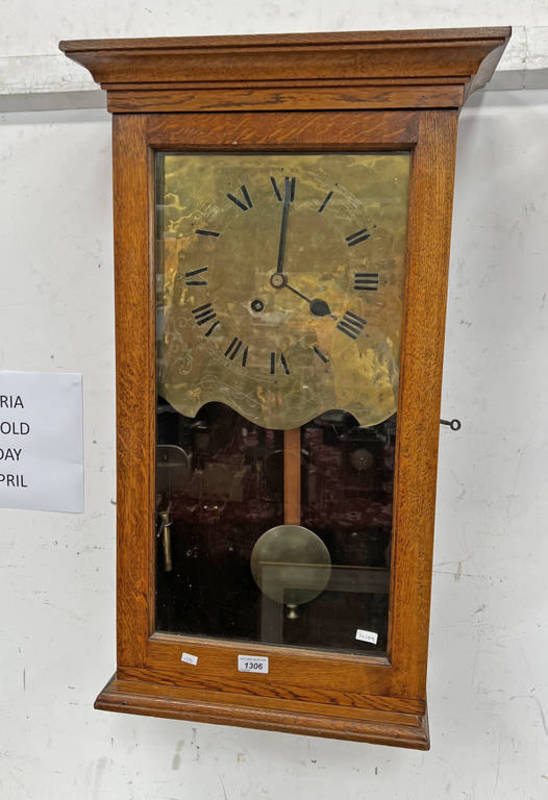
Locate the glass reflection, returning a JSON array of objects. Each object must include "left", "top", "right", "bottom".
[{"left": 155, "top": 401, "right": 394, "bottom": 654}]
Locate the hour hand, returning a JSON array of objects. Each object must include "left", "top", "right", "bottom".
[
  {"left": 285, "top": 282, "right": 335, "bottom": 319},
  {"left": 309, "top": 298, "right": 332, "bottom": 317}
]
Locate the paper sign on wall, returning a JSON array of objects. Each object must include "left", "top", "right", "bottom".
[{"left": 0, "top": 371, "right": 84, "bottom": 513}]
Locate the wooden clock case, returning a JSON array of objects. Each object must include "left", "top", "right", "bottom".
[{"left": 60, "top": 27, "right": 510, "bottom": 749}]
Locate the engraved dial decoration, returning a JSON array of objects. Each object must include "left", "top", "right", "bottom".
[{"left": 156, "top": 153, "right": 410, "bottom": 429}]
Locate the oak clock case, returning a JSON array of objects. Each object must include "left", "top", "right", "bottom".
[{"left": 60, "top": 27, "right": 511, "bottom": 749}]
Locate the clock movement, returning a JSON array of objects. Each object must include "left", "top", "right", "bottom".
[{"left": 60, "top": 27, "right": 510, "bottom": 748}]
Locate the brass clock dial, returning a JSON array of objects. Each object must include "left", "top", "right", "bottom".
[{"left": 156, "top": 152, "right": 410, "bottom": 429}]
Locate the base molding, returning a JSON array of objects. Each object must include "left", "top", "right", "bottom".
[{"left": 95, "top": 673, "right": 430, "bottom": 749}]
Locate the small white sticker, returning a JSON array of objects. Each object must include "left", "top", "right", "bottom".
[
  {"left": 181, "top": 652, "right": 198, "bottom": 666},
  {"left": 238, "top": 655, "right": 269, "bottom": 674},
  {"left": 355, "top": 628, "right": 378, "bottom": 645}
]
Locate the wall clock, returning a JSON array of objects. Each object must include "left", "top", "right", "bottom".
[{"left": 60, "top": 27, "right": 510, "bottom": 749}]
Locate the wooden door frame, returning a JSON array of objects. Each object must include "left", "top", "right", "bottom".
[{"left": 98, "top": 108, "right": 457, "bottom": 748}]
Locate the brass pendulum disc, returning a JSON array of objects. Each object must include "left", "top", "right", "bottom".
[{"left": 250, "top": 524, "right": 331, "bottom": 607}]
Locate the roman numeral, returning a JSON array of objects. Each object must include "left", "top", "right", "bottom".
[
  {"left": 224, "top": 337, "right": 249, "bottom": 366},
  {"left": 346, "top": 228, "right": 370, "bottom": 247},
  {"left": 313, "top": 345, "right": 329, "bottom": 363},
  {"left": 227, "top": 184, "right": 253, "bottom": 212},
  {"left": 318, "top": 190, "right": 333, "bottom": 213},
  {"left": 192, "top": 302, "right": 217, "bottom": 328},
  {"left": 195, "top": 229, "right": 220, "bottom": 237},
  {"left": 354, "top": 272, "right": 379, "bottom": 291},
  {"left": 337, "top": 311, "right": 367, "bottom": 340},
  {"left": 270, "top": 351, "right": 290, "bottom": 375},
  {"left": 205, "top": 320, "right": 220, "bottom": 337},
  {"left": 184, "top": 267, "right": 208, "bottom": 286},
  {"left": 271, "top": 176, "right": 295, "bottom": 203}
]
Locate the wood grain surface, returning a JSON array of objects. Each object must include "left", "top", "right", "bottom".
[
  {"left": 96, "top": 675, "right": 430, "bottom": 749},
  {"left": 60, "top": 29, "right": 511, "bottom": 747},
  {"left": 60, "top": 27, "right": 510, "bottom": 113},
  {"left": 284, "top": 429, "right": 301, "bottom": 525}
]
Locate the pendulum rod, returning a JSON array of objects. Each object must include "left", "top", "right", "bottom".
[{"left": 283, "top": 427, "right": 301, "bottom": 525}]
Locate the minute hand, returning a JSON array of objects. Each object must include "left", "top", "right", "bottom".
[{"left": 276, "top": 177, "right": 292, "bottom": 274}]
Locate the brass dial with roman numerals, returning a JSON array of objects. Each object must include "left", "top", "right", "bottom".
[{"left": 156, "top": 152, "right": 410, "bottom": 429}]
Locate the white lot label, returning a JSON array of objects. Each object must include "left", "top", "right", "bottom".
[
  {"left": 0, "top": 371, "right": 84, "bottom": 513},
  {"left": 181, "top": 652, "right": 198, "bottom": 666},
  {"left": 355, "top": 628, "right": 379, "bottom": 645},
  {"left": 238, "top": 655, "right": 269, "bottom": 674}
]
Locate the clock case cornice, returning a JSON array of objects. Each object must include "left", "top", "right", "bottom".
[{"left": 60, "top": 27, "right": 511, "bottom": 114}]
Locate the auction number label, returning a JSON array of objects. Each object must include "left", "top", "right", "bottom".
[{"left": 237, "top": 655, "right": 269, "bottom": 674}]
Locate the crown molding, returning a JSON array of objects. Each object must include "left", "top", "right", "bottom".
[{"left": 59, "top": 28, "right": 511, "bottom": 113}]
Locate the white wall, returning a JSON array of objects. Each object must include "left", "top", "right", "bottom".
[
  {"left": 1, "top": 8, "right": 548, "bottom": 800},
  {"left": 1, "top": 0, "right": 548, "bottom": 95}
]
